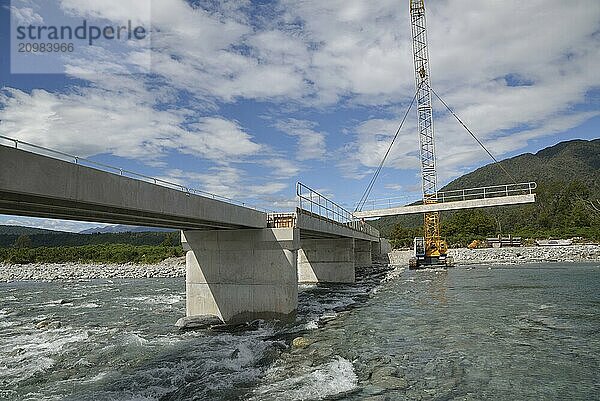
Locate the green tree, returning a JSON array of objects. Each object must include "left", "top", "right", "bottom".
[
  {"left": 161, "top": 232, "right": 178, "bottom": 247},
  {"left": 389, "top": 225, "right": 421, "bottom": 249},
  {"left": 13, "top": 234, "right": 32, "bottom": 249}
]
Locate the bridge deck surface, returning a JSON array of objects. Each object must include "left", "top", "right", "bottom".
[{"left": 354, "top": 194, "right": 536, "bottom": 218}]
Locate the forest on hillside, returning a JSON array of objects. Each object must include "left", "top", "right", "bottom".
[{"left": 371, "top": 139, "right": 600, "bottom": 248}]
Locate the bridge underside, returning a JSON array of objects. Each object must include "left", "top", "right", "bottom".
[
  {"left": 0, "top": 146, "right": 267, "bottom": 231},
  {"left": 354, "top": 194, "right": 536, "bottom": 219},
  {"left": 0, "top": 191, "right": 257, "bottom": 231}
]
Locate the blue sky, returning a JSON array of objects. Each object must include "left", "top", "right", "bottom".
[{"left": 1, "top": 0, "right": 599, "bottom": 232}]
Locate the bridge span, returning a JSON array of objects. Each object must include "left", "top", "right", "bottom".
[
  {"left": 354, "top": 182, "right": 537, "bottom": 219},
  {"left": 0, "top": 139, "right": 537, "bottom": 324},
  {"left": 0, "top": 142, "right": 385, "bottom": 324}
]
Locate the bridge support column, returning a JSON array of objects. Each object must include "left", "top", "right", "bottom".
[
  {"left": 371, "top": 238, "right": 392, "bottom": 262},
  {"left": 182, "top": 228, "right": 299, "bottom": 324},
  {"left": 354, "top": 239, "right": 373, "bottom": 267},
  {"left": 298, "top": 238, "right": 355, "bottom": 283}
]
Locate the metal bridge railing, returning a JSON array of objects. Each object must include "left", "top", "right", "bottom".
[
  {"left": 0, "top": 135, "right": 268, "bottom": 212},
  {"left": 436, "top": 182, "right": 537, "bottom": 203},
  {"left": 358, "top": 182, "right": 537, "bottom": 211},
  {"left": 296, "top": 182, "right": 378, "bottom": 237}
]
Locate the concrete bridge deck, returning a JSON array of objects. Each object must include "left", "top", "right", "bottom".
[
  {"left": 0, "top": 146, "right": 267, "bottom": 231},
  {"left": 0, "top": 145, "right": 379, "bottom": 241},
  {"left": 354, "top": 193, "right": 536, "bottom": 218}
]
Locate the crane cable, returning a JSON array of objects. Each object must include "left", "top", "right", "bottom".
[
  {"left": 354, "top": 83, "right": 421, "bottom": 212},
  {"left": 428, "top": 84, "right": 519, "bottom": 185}
]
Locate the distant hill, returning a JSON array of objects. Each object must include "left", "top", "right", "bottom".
[
  {"left": 0, "top": 225, "right": 66, "bottom": 235},
  {"left": 442, "top": 139, "right": 600, "bottom": 195},
  {"left": 371, "top": 139, "right": 600, "bottom": 244},
  {"left": 0, "top": 230, "right": 181, "bottom": 248},
  {"left": 0, "top": 223, "right": 176, "bottom": 248},
  {"left": 79, "top": 225, "right": 176, "bottom": 234}
]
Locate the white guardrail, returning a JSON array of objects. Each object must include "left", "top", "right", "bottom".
[{"left": 358, "top": 182, "right": 537, "bottom": 211}]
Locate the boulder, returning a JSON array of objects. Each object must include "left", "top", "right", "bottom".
[{"left": 175, "top": 315, "right": 223, "bottom": 330}]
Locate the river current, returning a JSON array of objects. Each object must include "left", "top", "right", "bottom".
[{"left": 0, "top": 262, "right": 598, "bottom": 400}]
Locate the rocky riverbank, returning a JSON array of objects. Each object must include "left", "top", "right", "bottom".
[
  {"left": 0, "top": 256, "right": 186, "bottom": 282},
  {"left": 2, "top": 244, "right": 599, "bottom": 282},
  {"left": 389, "top": 244, "right": 600, "bottom": 266}
]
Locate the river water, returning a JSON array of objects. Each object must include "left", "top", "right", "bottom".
[{"left": 0, "top": 262, "right": 598, "bottom": 400}]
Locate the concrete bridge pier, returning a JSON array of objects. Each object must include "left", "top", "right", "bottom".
[
  {"left": 354, "top": 239, "right": 373, "bottom": 267},
  {"left": 182, "top": 228, "right": 299, "bottom": 324},
  {"left": 371, "top": 238, "right": 392, "bottom": 261},
  {"left": 297, "top": 238, "right": 356, "bottom": 283}
]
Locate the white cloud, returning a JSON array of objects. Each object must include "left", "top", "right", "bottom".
[
  {"left": 328, "top": 0, "right": 600, "bottom": 182},
  {"left": 0, "top": 88, "right": 264, "bottom": 166},
  {"left": 267, "top": 158, "right": 300, "bottom": 178},
  {"left": 163, "top": 166, "right": 290, "bottom": 209},
  {"left": 275, "top": 119, "right": 327, "bottom": 161},
  {"left": 10, "top": 6, "right": 44, "bottom": 25},
  {"left": 0, "top": 85, "right": 184, "bottom": 160},
  {"left": 177, "top": 117, "right": 262, "bottom": 162},
  {"left": 0, "top": 217, "right": 111, "bottom": 233}
]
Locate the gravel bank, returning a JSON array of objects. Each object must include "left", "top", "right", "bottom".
[
  {"left": 3, "top": 244, "right": 599, "bottom": 281},
  {"left": 0, "top": 257, "right": 185, "bottom": 282},
  {"left": 389, "top": 244, "right": 600, "bottom": 266}
]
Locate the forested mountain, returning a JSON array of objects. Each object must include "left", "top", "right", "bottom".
[
  {"left": 0, "top": 225, "right": 64, "bottom": 235},
  {"left": 0, "top": 231, "right": 180, "bottom": 248},
  {"left": 79, "top": 225, "right": 175, "bottom": 234},
  {"left": 371, "top": 139, "right": 600, "bottom": 246}
]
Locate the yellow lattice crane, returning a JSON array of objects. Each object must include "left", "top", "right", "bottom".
[{"left": 408, "top": 0, "right": 452, "bottom": 268}]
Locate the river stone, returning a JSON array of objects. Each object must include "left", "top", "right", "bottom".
[
  {"left": 292, "top": 337, "right": 310, "bottom": 348},
  {"left": 370, "top": 366, "right": 408, "bottom": 390},
  {"left": 175, "top": 315, "right": 223, "bottom": 329},
  {"left": 48, "top": 321, "right": 62, "bottom": 329}
]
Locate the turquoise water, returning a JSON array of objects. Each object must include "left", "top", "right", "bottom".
[{"left": 0, "top": 263, "right": 598, "bottom": 400}]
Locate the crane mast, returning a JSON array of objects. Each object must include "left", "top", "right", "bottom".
[{"left": 409, "top": 0, "right": 449, "bottom": 268}]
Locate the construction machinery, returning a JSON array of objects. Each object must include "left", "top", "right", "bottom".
[{"left": 408, "top": 0, "right": 453, "bottom": 269}]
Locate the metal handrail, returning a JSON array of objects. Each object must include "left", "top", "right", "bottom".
[
  {"left": 296, "top": 182, "right": 379, "bottom": 237},
  {"left": 0, "top": 134, "right": 269, "bottom": 212},
  {"left": 359, "top": 181, "right": 537, "bottom": 211}
]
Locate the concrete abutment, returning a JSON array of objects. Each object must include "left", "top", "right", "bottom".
[{"left": 182, "top": 228, "right": 299, "bottom": 324}]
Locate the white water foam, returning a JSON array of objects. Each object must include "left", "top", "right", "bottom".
[
  {"left": 122, "top": 295, "right": 183, "bottom": 305},
  {"left": 71, "top": 302, "right": 101, "bottom": 309},
  {"left": 250, "top": 356, "right": 358, "bottom": 401},
  {"left": 0, "top": 327, "right": 89, "bottom": 385}
]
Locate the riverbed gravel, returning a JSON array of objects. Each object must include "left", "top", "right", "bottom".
[
  {"left": 0, "top": 256, "right": 186, "bottom": 281},
  {"left": 1, "top": 244, "right": 598, "bottom": 281},
  {"left": 390, "top": 244, "right": 600, "bottom": 266}
]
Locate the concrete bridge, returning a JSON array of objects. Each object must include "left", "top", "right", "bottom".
[
  {"left": 0, "top": 143, "right": 386, "bottom": 324},
  {"left": 0, "top": 139, "right": 536, "bottom": 324}
]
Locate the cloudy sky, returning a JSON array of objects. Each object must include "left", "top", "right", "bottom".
[{"left": 1, "top": 0, "right": 599, "bottom": 232}]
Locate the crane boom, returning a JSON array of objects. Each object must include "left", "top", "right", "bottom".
[{"left": 409, "top": 0, "right": 450, "bottom": 268}]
